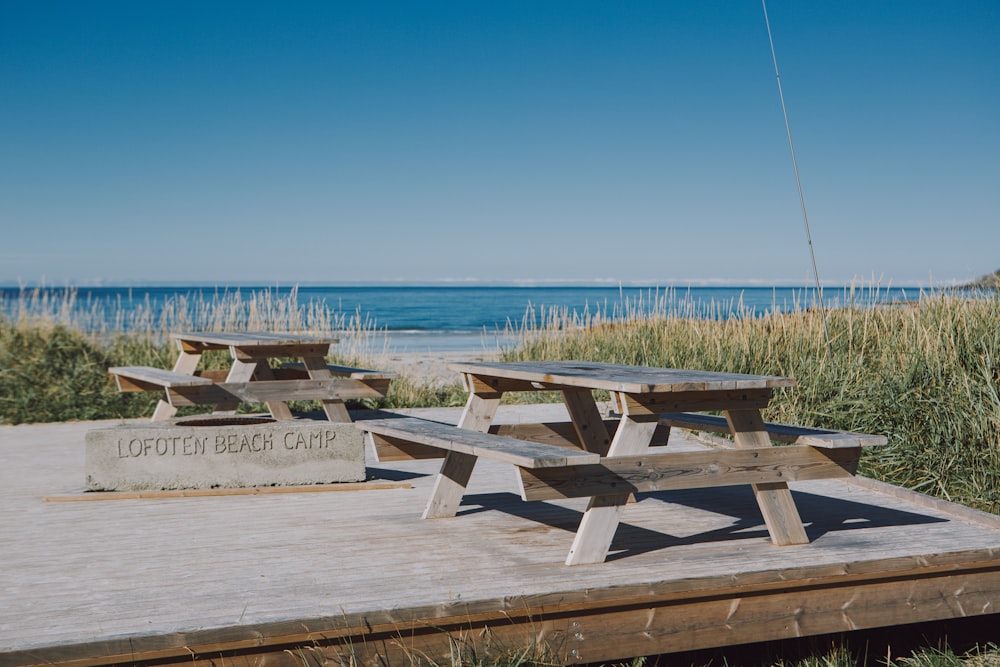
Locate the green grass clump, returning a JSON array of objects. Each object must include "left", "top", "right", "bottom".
[
  {"left": 782, "top": 641, "right": 1000, "bottom": 667},
  {"left": 893, "top": 643, "right": 1000, "bottom": 666},
  {"left": 0, "top": 322, "right": 143, "bottom": 423}
]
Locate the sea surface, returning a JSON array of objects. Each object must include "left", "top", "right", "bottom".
[{"left": 2, "top": 284, "right": 926, "bottom": 353}]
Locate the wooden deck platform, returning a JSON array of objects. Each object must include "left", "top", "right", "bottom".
[{"left": 2, "top": 406, "right": 1000, "bottom": 667}]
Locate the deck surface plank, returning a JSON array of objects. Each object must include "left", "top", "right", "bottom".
[{"left": 2, "top": 406, "right": 1000, "bottom": 664}]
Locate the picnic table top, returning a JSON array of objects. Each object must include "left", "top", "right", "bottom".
[
  {"left": 169, "top": 331, "right": 339, "bottom": 347},
  {"left": 446, "top": 360, "right": 797, "bottom": 394}
]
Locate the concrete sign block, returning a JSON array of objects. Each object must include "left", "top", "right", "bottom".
[{"left": 85, "top": 417, "right": 365, "bottom": 491}]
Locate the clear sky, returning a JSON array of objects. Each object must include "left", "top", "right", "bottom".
[{"left": 1, "top": 1, "right": 997, "bottom": 287}]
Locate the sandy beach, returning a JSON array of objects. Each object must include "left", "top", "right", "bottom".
[{"left": 371, "top": 348, "right": 501, "bottom": 384}]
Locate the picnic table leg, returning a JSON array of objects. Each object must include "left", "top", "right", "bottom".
[
  {"left": 561, "top": 388, "right": 612, "bottom": 455},
  {"left": 249, "top": 360, "right": 294, "bottom": 420},
  {"left": 227, "top": 345, "right": 296, "bottom": 420},
  {"left": 213, "top": 357, "right": 258, "bottom": 416},
  {"left": 302, "top": 355, "right": 351, "bottom": 422},
  {"left": 726, "top": 408, "right": 809, "bottom": 546},
  {"left": 422, "top": 383, "right": 502, "bottom": 520},
  {"left": 151, "top": 348, "right": 201, "bottom": 421},
  {"left": 565, "top": 393, "right": 658, "bottom": 565},
  {"left": 422, "top": 451, "right": 479, "bottom": 519},
  {"left": 456, "top": 376, "right": 503, "bottom": 432}
]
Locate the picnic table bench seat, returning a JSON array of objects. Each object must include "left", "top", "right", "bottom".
[
  {"left": 658, "top": 412, "right": 888, "bottom": 449},
  {"left": 109, "top": 366, "right": 216, "bottom": 391},
  {"left": 359, "top": 417, "right": 600, "bottom": 469},
  {"left": 359, "top": 413, "right": 886, "bottom": 504},
  {"left": 109, "top": 365, "right": 392, "bottom": 408}
]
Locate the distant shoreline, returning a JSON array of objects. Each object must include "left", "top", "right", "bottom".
[{"left": 957, "top": 270, "right": 1000, "bottom": 290}]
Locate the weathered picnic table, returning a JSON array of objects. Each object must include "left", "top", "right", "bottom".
[
  {"left": 360, "top": 360, "right": 886, "bottom": 565},
  {"left": 110, "top": 331, "right": 393, "bottom": 422}
]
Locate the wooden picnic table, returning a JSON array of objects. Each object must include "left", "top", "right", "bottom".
[
  {"left": 110, "top": 331, "right": 393, "bottom": 423},
  {"left": 449, "top": 361, "right": 804, "bottom": 564},
  {"left": 361, "top": 360, "right": 884, "bottom": 565}
]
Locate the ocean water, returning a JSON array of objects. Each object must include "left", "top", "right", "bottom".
[{"left": 1, "top": 284, "right": 924, "bottom": 352}]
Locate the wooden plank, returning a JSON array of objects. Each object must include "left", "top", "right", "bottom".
[
  {"left": 464, "top": 373, "right": 538, "bottom": 394},
  {"left": 12, "top": 541, "right": 1000, "bottom": 666},
  {"left": 170, "top": 331, "right": 339, "bottom": 348},
  {"left": 619, "top": 389, "right": 774, "bottom": 414},
  {"left": 661, "top": 411, "right": 888, "bottom": 448},
  {"left": 561, "top": 388, "right": 613, "bottom": 455},
  {"left": 11, "top": 565, "right": 1000, "bottom": 667},
  {"left": 564, "top": 410, "right": 660, "bottom": 565},
  {"left": 359, "top": 418, "right": 601, "bottom": 469},
  {"left": 302, "top": 355, "right": 354, "bottom": 422},
  {"left": 519, "top": 446, "right": 861, "bottom": 500},
  {"left": 153, "top": 348, "right": 203, "bottom": 421},
  {"left": 231, "top": 343, "right": 332, "bottom": 361},
  {"left": 492, "top": 420, "right": 587, "bottom": 448},
  {"left": 112, "top": 375, "right": 155, "bottom": 392},
  {"left": 196, "top": 369, "right": 229, "bottom": 382},
  {"left": 371, "top": 419, "right": 636, "bottom": 462},
  {"left": 447, "top": 361, "right": 796, "bottom": 394},
  {"left": 549, "top": 569, "right": 1000, "bottom": 664},
  {"left": 177, "top": 338, "right": 209, "bottom": 354},
  {"left": 727, "top": 408, "right": 810, "bottom": 546},
  {"left": 368, "top": 432, "right": 443, "bottom": 461},
  {"left": 249, "top": 359, "right": 294, "bottom": 420},
  {"left": 165, "top": 379, "right": 390, "bottom": 407},
  {"left": 457, "top": 389, "right": 503, "bottom": 431},
  {"left": 43, "top": 482, "right": 412, "bottom": 501},
  {"left": 377, "top": 419, "right": 669, "bottom": 451},
  {"left": 422, "top": 450, "right": 478, "bottom": 519},
  {"left": 280, "top": 362, "right": 396, "bottom": 380},
  {"left": 108, "top": 366, "right": 214, "bottom": 389},
  {"left": 419, "top": 391, "right": 502, "bottom": 519},
  {"left": 565, "top": 493, "right": 626, "bottom": 565},
  {"left": 216, "top": 356, "right": 257, "bottom": 415},
  {"left": 491, "top": 419, "right": 646, "bottom": 448}
]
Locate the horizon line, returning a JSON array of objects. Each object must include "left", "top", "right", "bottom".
[{"left": 0, "top": 277, "right": 955, "bottom": 289}]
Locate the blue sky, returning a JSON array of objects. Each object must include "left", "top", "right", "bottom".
[{"left": 1, "top": 1, "right": 997, "bottom": 287}]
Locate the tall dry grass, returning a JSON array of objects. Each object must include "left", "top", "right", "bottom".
[{"left": 0, "top": 285, "right": 379, "bottom": 354}]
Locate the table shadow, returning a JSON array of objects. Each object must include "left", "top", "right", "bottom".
[
  {"left": 457, "top": 485, "right": 948, "bottom": 562},
  {"left": 365, "top": 466, "right": 432, "bottom": 482}
]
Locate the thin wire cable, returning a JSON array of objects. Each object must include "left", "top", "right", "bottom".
[{"left": 762, "top": 0, "right": 832, "bottom": 353}]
